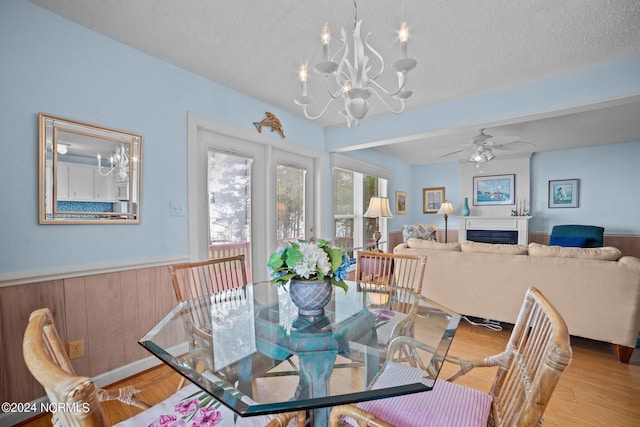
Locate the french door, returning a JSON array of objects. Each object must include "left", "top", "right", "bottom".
[
  {"left": 188, "top": 113, "right": 317, "bottom": 282},
  {"left": 272, "top": 150, "right": 316, "bottom": 246}
]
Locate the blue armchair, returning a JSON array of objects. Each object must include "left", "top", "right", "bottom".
[{"left": 549, "top": 224, "right": 604, "bottom": 248}]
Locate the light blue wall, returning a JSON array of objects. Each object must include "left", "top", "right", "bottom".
[
  {"left": 2, "top": 1, "right": 639, "bottom": 278},
  {"left": 0, "top": 1, "right": 324, "bottom": 275},
  {"left": 530, "top": 140, "right": 640, "bottom": 234},
  {"left": 406, "top": 140, "right": 640, "bottom": 236},
  {"left": 324, "top": 56, "right": 640, "bottom": 149},
  {"left": 409, "top": 162, "right": 461, "bottom": 231}
]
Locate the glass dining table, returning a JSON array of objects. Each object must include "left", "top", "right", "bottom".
[{"left": 139, "top": 280, "right": 460, "bottom": 427}]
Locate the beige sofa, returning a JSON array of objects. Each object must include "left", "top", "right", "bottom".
[{"left": 394, "top": 239, "right": 640, "bottom": 362}]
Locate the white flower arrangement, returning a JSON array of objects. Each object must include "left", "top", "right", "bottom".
[{"left": 267, "top": 239, "right": 350, "bottom": 292}]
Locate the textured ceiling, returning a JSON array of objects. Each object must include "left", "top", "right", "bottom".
[{"left": 27, "top": 0, "right": 640, "bottom": 163}]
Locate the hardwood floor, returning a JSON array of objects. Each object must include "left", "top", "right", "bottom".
[{"left": 18, "top": 321, "right": 640, "bottom": 426}]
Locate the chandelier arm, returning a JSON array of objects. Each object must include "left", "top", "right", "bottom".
[
  {"left": 97, "top": 165, "right": 116, "bottom": 177},
  {"left": 96, "top": 143, "right": 129, "bottom": 178},
  {"left": 368, "top": 87, "right": 407, "bottom": 114},
  {"left": 300, "top": 98, "right": 341, "bottom": 121},
  {"left": 363, "top": 32, "right": 384, "bottom": 81},
  {"left": 322, "top": 75, "right": 345, "bottom": 100},
  {"left": 337, "top": 28, "right": 355, "bottom": 84},
  {"left": 368, "top": 77, "right": 408, "bottom": 98}
]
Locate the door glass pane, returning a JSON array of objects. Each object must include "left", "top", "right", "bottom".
[
  {"left": 207, "top": 150, "right": 252, "bottom": 281},
  {"left": 276, "top": 164, "right": 306, "bottom": 245},
  {"left": 363, "top": 176, "right": 379, "bottom": 250},
  {"left": 334, "top": 168, "right": 355, "bottom": 253}
]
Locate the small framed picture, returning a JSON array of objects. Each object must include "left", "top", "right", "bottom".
[
  {"left": 473, "top": 174, "right": 515, "bottom": 206},
  {"left": 423, "top": 187, "right": 445, "bottom": 213},
  {"left": 548, "top": 179, "right": 579, "bottom": 208},
  {"left": 395, "top": 191, "right": 407, "bottom": 215}
]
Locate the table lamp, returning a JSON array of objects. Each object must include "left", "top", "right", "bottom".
[
  {"left": 364, "top": 197, "right": 393, "bottom": 252},
  {"left": 437, "top": 200, "right": 455, "bottom": 243}
]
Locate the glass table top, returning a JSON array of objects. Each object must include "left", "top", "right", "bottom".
[{"left": 139, "top": 280, "right": 460, "bottom": 423}]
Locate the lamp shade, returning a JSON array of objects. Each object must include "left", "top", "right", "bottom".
[
  {"left": 437, "top": 201, "right": 455, "bottom": 215},
  {"left": 364, "top": 197, "right": 394, "bottom": 218}
]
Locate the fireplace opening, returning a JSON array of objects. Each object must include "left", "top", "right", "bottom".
[{"left": 467, "top": 230, "right": 518, "bottom": 245}]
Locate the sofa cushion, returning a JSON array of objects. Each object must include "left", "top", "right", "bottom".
[
  {"left": 407, "top": 238, "right": 461, "bottom": 251},
  {"left": 461, "top": 240, "right": 529, "bottom": 255},
  {"left": 402, "top": 224, "right": 437, "bottom": 242},
  {"left": 549, "top": 235, "right": 588, "bottom": 248},
  {"left": 528, "top": 242, "right": 622, "bottom": 261}
]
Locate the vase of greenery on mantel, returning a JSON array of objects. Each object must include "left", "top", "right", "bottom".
[{"left": 268, "top": 239, "right": 350, "bottom": 316}]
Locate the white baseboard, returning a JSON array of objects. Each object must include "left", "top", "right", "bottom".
[{"left": 0, "top": 354, "right": 164, "bottom": 426}]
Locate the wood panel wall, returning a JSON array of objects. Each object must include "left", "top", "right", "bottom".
[
  {"left": 4, "top": 232, "right": 639, "bottom": 404},
  {"left": 0, "top": 265, "right": 176, "bottom": 404}
]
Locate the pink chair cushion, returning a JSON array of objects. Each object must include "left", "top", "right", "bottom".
[
  {"left": 347, "top": 362, "right": 492, "bottom": 427},
  {"left": 115, "top": 372, "right": 278, "bottom": 427}
]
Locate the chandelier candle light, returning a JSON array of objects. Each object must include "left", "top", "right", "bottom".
[
  {"left": 295, "top": 1, "right": 417, "bottom": 127},
  {"left": 97, "top": 143, "right": 129, "bottom": 181}
]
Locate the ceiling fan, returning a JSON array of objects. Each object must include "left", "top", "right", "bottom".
[{"left": 440, "top": 129, "right": 535, "bottom": 163}]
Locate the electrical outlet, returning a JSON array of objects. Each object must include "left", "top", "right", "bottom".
[{"left": 68, "top": 340, "right": 84, "bottom": 359}]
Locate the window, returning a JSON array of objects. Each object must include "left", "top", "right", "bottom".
[
  {"left": 207, "top": 149, "right": 253, "bottom": 281},
  {"left": 333, "top": 167, "right": 387, "bottom": 256},
  {"left": 276, "top": 164, "right": 306, "bottom": 244}
]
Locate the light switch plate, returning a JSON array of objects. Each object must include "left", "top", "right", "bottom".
[{"left": 170, "top": 200, "right": 186, "bottom": 216}]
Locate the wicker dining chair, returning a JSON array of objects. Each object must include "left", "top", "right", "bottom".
[
  {"left": 169, "top": 255, "right": 298, "bottom": 387},
  {"left": 329, "top": 287, "right": 573, "bottom": 427},
  {"left": 23, "top": 308, "right": 305, "bottom": 427},
  {"left": 355, "top": 251, "right": 426, "bottom": 293},
  {"left": 169, "top": 255, "right": 253, "bottom": 383},
  {"left": 169, "top": 254, "right": 249, "bottom": 302},
  {"left": 351, "top": 251, "right": 427, "bottom": 366}
]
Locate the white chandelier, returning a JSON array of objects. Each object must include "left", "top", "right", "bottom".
[
  {"left": 294, "top": 1, "right": 417, "bottom": 127},
  {"left": 97, "top": 143, "right": 129, "bottom": 181}
]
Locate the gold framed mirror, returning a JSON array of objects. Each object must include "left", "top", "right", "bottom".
[{"left": 38, "top": 113, "right": 142, "bottom": 224}]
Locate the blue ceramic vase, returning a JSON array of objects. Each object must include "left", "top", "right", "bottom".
[
  {"left": 463, "top": 197, "right": 470, "bottom": 216},
  {"left": 289, "top": 278, "right": 332, "bottom": 316}
]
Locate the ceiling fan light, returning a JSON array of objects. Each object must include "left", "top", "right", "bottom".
[{"left": 485, "top": 148, "right": 495, "bottom": 161}]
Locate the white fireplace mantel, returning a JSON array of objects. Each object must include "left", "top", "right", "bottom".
[{"left": 458, "top": 216, "right": 532, "bottom": 245}]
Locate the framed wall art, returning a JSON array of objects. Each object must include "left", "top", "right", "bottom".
[
  {"left": 473, "top": 174, "right": 515, "bottom": 206},
  {"left": 548, "top": 179, "right": 579, "bottom": 208},
  {"left": 395, "top": 190, "right": 407, "bottom": 215},
  {"left": 423, "top": 187, "right": 445, "bottom": 213}
]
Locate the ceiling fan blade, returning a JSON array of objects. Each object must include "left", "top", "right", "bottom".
[
  {"left": 438, "top": 147, "right": 472, "bottom": 158},
  {"left": 486, "top": 135, "right": 520, "bottom": 144},
  {"left": 492, "top": 141, "right": 536, "bottom": 151}
]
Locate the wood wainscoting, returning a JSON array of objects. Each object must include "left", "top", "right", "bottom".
[
  {"left": 5, "top": 231, "right": 638, "bottom": 406},
  {"left": 0, "top": 265, "right": 177, "bottom": 406}
]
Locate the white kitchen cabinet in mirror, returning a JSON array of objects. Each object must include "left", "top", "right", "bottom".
[{"left": 38, "top": 113, "right": 142, "bottom": 224}]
